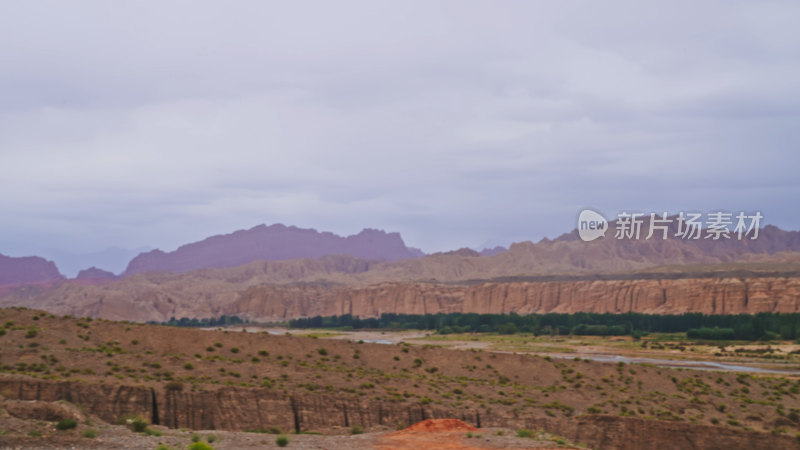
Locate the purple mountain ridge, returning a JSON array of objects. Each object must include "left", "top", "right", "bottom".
[
  {"left": 0, "top": 253, "right": 63, "bottom": 285},
  {"left": 123, "top": 224, "right": 425, "bottom": 276},
  {"left": 76, "top": 267, "right": 118, "bottom": 282}
]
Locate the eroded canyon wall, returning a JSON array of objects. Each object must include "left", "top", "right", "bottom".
[
  {"left": 231, "top": 276, "right": 800, "bottom": 320},
  {"left": 1, "top": 378, "right": 794, "bottom": 450}
]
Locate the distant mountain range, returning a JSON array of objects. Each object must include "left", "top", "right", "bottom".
[
  {"left": 1, "top": 219, "right": 799, "bottom": 290},
  {"left": 2, "top": 220, "right": 800, "bottom": 322},
  {"left": 0, "top": 224, "right": 427, "bottom": 284}
]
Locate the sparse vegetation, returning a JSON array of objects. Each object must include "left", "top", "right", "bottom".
[
  {"left": 187, "top": 442, "right": 215, "bottom": 450},
  {"left": 55, "top": 418, "right": 77, "bottom": 430}
]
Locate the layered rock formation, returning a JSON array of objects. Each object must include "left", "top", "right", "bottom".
[
  {"left": 231, "top": 276, "right": 800, "bottom": 320},
  {"left": 123, "top": 224, "right": 424, "bottom": 276},
  {"left": 2, "top": 271, "right": 798, "bottom": 322},
  {"left": 1, "top": 378, "right": 794, "bottom": 450}
]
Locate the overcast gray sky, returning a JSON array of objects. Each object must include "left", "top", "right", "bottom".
[{"left": 1, "top": 1, "right": 799, "bottom": 275}]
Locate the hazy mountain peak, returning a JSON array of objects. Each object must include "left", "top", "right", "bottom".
[{"left": 123, "top": 223, "right": 422, "bottom": 276}]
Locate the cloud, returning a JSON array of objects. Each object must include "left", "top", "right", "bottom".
[{"left": 0, "top": 0, "right": 799, "bottom": 269}]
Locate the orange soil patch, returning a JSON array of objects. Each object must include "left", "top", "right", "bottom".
[
  {"left": 401, "top": 419, "right": 478, "bottom": 433},
  {"left": 377, "top": 419, "right": 543, "bottom": 450}
]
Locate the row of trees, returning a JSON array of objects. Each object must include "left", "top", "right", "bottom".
[
  {"left": 289, "top": 312, "right": 800, "bottom": 341},
  {"left": 152, "top": 315, "right": 245, "bottom": 328}
]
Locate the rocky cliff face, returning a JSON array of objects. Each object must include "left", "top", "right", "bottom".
[
  {"left": 124, "top": 224, "right": 423, "bottom": 276},
  {"left": 0, "top": 378, "right": 793, "bottom": 450},
  {"left": 231, "top": 276, "right": 800, "bottom": 320},
  {"left": 2, "top": 271, "right": 798, "bottom": 322}
]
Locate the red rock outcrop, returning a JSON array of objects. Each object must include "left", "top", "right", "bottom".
[{"left": 231, "top": 276, "right": 800, "bottom": 320}]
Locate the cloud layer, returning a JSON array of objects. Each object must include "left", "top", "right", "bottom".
[{"left": 1, "top": 1, "right": 799, "bottom": 274}]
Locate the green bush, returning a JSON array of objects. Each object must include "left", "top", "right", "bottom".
[
  {"left": 56, "top": 418, "right": 77, "bottom": 430},
  {"left": 187, "top": 443, "right": 214, "bottom": 450},
  {"left": 276, "top": 434, "right": 289, "bottom": 447},
  {"left": 81, "top": 429, "right": 98, "bottom": 438},
  {"left": 128, "top": 417, "right": 148, "bottom": 432},
  {"left": 517, "top": 429, "right": 534, "bottom": 438},
  {"left": 350, "top": 425, "right": 363, "bottom": 435},
  {"left": 206, "top": 434, "right": 218, "bottom": 443}
]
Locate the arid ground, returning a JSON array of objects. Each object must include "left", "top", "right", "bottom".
[{"left": 2, "top": 308, "right": 800, "bottom": 449}]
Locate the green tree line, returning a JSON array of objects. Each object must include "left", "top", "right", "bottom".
[
  {"left": 151, "top": 315, "right": 245, "bottom": 328},
  {"left": 289, "top": 312, "right": 800, "bottom": 341}
]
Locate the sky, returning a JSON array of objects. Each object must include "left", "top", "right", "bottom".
[{"left": 1, "top": 1, "right": 799, "bottom": 276}]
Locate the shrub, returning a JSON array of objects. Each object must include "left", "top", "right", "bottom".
[
  {"left": 191, "top": 433, "right": 201, "bottom": 442},
  {"left": 128, "top": 417, "right": 148, "bottom": 432},
  {"left": 517, "top": 429, "right": 534, "bottom": 438},
  {"left": 28, "top": 430, "right": 41, "bottom": 437},
  {"left": 206, "top": 434, "right": 218, "bottom": 443},
  {"left": 258, "top": 350, "right": 269, "bottom": 357},
  {"left": 25, "top": 328, "right": 38, "bottom": 339},
  {"left": 144, "top": 428, "right": 162, "bottom": 436},
  {"left": 187, "top": 443, "right": 214, "bottom": 450},
  {"left": 82, "top": 429, "right": 98, "bottom": 438},
  {"left": 0, "top": 328, "right": 5, "bottom": 336},
  {"left": 56, "top": 418, "right": 77, "bottom": 430},
  {"left": 230, "top": 348, "right": 240, "bottom": 354},
  {"left": 351, "top": 425, "right": 363, "bottom": 435},
  {"left": 317, "top": 348, "right": 328, "bottom": 356},
  {"left": 276, "top": 434, "right": 290, "bottom": 447},
  {"left": 183, "top": 363, "right": 194, "bottom": 370}
]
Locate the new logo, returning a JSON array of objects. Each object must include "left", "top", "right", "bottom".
[{"left": 578, "top": 209, "right": 608, "bottom": 242}]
